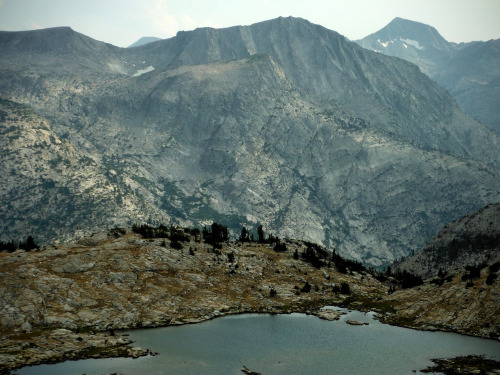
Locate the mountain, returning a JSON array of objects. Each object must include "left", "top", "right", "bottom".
[
  {"left": 394, "top": 203, "right": 500, "bottom": 278},
  {"left": 1, "top": 17, "right": 500, "bottom": 267},
  {"left": 356, "top": 18, "right": 500, "bottom": 133},
  {"left": 128, "top": 36, "right": 162, "bottom": 48},
  {"left": 0, "top": 27, "right": 129, "bottom": 75},
  {"left": 123, "top": 17, "right": 500, "bottom": 165},
  {"left": 356, "top": 17, "right": 454, "bottom": 76}
]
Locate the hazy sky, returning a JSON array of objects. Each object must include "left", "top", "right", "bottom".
[{"left": 0, "top": 0, "right": 499, "bottom": 47}]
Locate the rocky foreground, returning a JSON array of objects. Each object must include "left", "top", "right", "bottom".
[{"left": 0, "top": 228, "right": 498, "bottom": 373}]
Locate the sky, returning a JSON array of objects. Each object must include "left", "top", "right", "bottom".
[{"left": 0, "top": 0, "right": 499, "bottom": 47}]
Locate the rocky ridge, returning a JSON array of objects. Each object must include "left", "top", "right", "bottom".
[{"left": 0, "top": 227, "right": 498, "bottom": 372}]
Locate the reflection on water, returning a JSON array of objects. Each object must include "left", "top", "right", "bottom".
[{"left": 17, "top": 309, "right": 500, "bottom": 375}]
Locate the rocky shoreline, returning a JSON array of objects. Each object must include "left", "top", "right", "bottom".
[
  {"left": 1, "top": 229, "right": 498, "bottom": 373},
  {"left": 0, "top": 329, "right": 152, "bottom": 374},
  {"left": 0, "top": 307, "right": 347, "bottom": 374}
]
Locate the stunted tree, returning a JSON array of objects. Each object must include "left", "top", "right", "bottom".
[
  {"left": 239, "top": 227, "right": 250, "bottom": 242},
  {"left": 19, "top": 235, "right": 38, "bottom": 251},
  {"left": 203, "top": 222, "right": 229, "bottom": 248},
  {"left": 257, "top": 225, "right": 265, "bottom": 244},
  {"left": 340, "top": 282, "right": 351, "bottom": 295}
]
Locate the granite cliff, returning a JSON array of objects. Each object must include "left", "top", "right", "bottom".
[{"left": 1, "top": 17, "right": 500, "bottom": 267}]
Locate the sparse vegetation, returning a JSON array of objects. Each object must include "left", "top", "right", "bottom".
[
  {"left": 300, "top": 281, "right": 312, "bottom": 293},
  {"left": 273, "top": 240, "right": 287, "bottom": 252},
  {"left": 392, "top": 270, "right": 423, "bottom": 289},
  {"left": 269, "top": 287, "right": 277, "bottom": 297},
  {"left": 0, "top": 235, "right": 39, "bottom": 252},
  {"left": 132, "top": 223, "right": 169, "bottom": 238},
  {"left": 131, "top": 224, "right": 190, "bottom": 250},
  {"left": 239, "top": 227, "right": 250, "bottom": 242},
  {"left": 421, "top": 355, "right": 500, "bottom": 374},
  {"left": 340, "top": 282, "right": 351, "bottom": 295},
  {"left": 202, "top": 222, "right": 229, "bottom": 249},
  {"left": 461, "top": 264, "right": 484, "bottom": 282},
  {"left": 426, "top": 233, "right": 500, "bottom": 265},
  {"left": 108, "top": 227, "right": 126, "bottom": 238},
  {"left": 486, "top": 272, "right": 497, "bottom": 285},
  {"left": 486, "top": 262, "right": 499, "bottom": 285}
]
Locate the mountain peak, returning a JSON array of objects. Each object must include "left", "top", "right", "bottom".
[
  {"left": 359, "top": 17, "right": 452, "bottom": 52},
  {"left": 128, "top": 36, "right": 162, "bottom": 48}
]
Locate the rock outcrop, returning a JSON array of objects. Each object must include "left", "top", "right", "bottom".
[
  {"left": 377, "top": 268, "right": 500, "bottom": 338},
  {"left": 0, "top": 228, "right": 383, "bottom": 372}
]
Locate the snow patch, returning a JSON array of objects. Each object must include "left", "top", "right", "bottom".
[
  {"left": 400, "top": 38, "right": 424, "bottom": 50},
  {"left": 377, "top": 39, "right": 390, "bottom": 48},
  {"left": 133, "top": 66, "right": 155, "bottom": 77},
  {"left": 378, "top": 38, "right": 424, "bottom": 50},
  {"left": 377, "top": 38, "right": 397, "bottom": 48}
]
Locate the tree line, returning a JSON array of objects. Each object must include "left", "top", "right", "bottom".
[{"left": 0, "top": 235, "right": 39, "bottom": 252}]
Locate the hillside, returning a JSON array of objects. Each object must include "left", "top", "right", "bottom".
[{"left": 394, "top": 203, "right": 500, "bottom": 279}]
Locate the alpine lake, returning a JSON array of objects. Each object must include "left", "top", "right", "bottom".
[{"left": 16, "top": 307, "right": 500, "bottom": 375}]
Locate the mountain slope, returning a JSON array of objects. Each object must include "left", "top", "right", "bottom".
[
  {"left": 356, "top": 18, "right": 500, "bottom": 133},
  {"left": 1, "top": 19, "right": 500, "bottom": 266},
  {"left": 2, "top": 55, "right": 499, "bottom": 266},
  {"left": 394, "top": 203, "right": 500, "bottom": 278},
  {"left": 0, "top": 98, "right": 163, "bottom": 243},
  {"left": 433, "top": 39, "right": 500, "bottom": 131}
]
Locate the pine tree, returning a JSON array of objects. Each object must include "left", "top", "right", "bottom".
[{"left": 257, "top": 225, "right": 265, "bottom": 243}]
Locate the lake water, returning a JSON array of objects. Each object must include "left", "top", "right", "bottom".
[{"left": 16, "top": 308, "right": 500, "bottom": 375}]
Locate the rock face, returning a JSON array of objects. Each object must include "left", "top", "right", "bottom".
[
  {"left": 356, "top": 17, "right": 500, "bottom": 133},
  {"left": 1, "top": 17, "right": 500, "bottom": 266},
  {"left": 395, "top": 203, "right": 500, "bottom": 279}
]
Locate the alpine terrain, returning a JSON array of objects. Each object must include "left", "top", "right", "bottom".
[{"left": 1, "top": 17, "right": 500, "bottom": 267}]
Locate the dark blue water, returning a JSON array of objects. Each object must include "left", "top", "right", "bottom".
[{"left": 16, "top": 308, "right": 500, "bottom": 375}]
